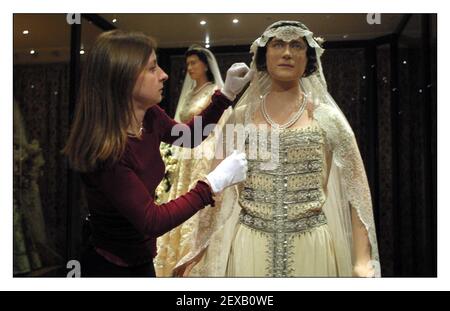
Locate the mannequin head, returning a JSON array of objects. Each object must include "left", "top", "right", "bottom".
[
  {"left": 254, "top": 21, "right": 319, "bottom": 80},
  {"left": 185, "top": 49, "right": 214, "bottom": 83}
]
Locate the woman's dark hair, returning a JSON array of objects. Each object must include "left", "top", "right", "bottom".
[
  {"left": 63, "top": 30, "right": 156, "bottom": 172},
  {"left": 185, "top": 49, "right": 215, "bottom": 82},
  {"left": 254, "top": 22, "right": 319, "bottom": 77}
]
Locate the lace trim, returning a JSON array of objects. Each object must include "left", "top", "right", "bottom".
[
  {"left": 250, "top": 22, "right": 324, "bottom": 62},
  {"left": 314, "top": 103, "right": 381, "bottom": 276}
]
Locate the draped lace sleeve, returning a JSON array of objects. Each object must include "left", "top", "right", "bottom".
[{"left": 315, "top": 104, "right": 381, "bottom": 277}]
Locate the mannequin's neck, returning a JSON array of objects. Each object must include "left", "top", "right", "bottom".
[
  {"left": 194, "top": 76, "right": 210, "bottom": 91},
  {"left": 267, "top": 81, "right": 302, "bottom": 110}
]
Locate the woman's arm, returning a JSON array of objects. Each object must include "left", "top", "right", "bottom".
[
  {"left": 156, "top": 63, "right": 254, "bottom": 148},
  {"left": 98, "top": 162, "right": 214, "bottom": 237},
  {"left": 157, "top": 90, "right": 233, "bottom": 147}
]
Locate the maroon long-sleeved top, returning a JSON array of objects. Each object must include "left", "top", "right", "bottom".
[{"left": 81, "top": 90, "right": 232, "bottom": 266}]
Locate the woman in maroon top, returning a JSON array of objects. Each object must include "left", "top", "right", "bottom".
[{"left": 63, "top": 30, "right": 252, "bottom": 277}]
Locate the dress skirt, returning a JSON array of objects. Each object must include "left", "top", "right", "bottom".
[{"left": 226, "top": 222, "right": 339, "bottom": 277}]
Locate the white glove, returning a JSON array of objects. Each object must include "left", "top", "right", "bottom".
[
  {"left": 221, "top": 63, "right": 255, "bottom": 101},
  {"left": 206, "top": 150, "right": 248, "bottom": 194}
]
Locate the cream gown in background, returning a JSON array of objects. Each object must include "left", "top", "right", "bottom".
[
  {"left": 155, "top": 82, "right": 219, "bottom": 276},
  {"left": 227, "top": 123, "right": 339, "bottom": 277}
]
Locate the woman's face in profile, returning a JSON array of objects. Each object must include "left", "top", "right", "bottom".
[
  {"left": 265, "top": 37, "right": 308, "bottom": 83},
  {"left": 132, "top": 51, "right": 168, "bottom": 107},
  {"left": 186, "top": 54, "right": 208, "bottom": 81}
]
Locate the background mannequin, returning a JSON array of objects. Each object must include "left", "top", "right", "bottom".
[{"left": 155, "top": 45, "right": 232, "bottom": 276}]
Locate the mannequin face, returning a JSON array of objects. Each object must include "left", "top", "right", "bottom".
[
  {"left": 265, "top": 37, "right": 308, "bottom": 83},
  {"left": 186, "top": 54, "right": 208, "bottom": 82},
  {"left": 132, "top": 51, "right": 168, "bottom": 108}
]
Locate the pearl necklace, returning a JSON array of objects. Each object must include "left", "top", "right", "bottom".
[
  {"left": 261, "top": 93, "right": 307, "bottom": 129},
  {"left": 192, "top": 81, "right": 213, "bottom": 96}
]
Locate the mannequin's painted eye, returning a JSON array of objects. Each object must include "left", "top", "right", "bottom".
[
  {"left": 269, "top": 41, "right": 285, "bottom": 49},
  {"left": 290, "top": 42, "right": 307, "bottom": 50}
]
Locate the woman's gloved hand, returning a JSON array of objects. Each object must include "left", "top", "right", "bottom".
[
  {"left": 221, "top": 63, "right": 254, "bottom": 101},
  {"left": 206, "top": 150, "right": 247, "bottom": 193}
]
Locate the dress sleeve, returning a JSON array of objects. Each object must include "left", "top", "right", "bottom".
[
  {"left": 154, "top": 90, "right": 233, "bottom": 146},
  {"left": 97, "top": 161, "right": 214, "bottom": 237},
  {"left": 315, "top": 104, "right": 381, "bottom": 276}
]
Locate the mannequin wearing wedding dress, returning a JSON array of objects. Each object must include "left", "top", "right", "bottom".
[
  {"left": 155, "top": 45, "right": 229, "bottom": 276},
  {"left": 173, "top": 21, "right": 381, "bottom": 277}
]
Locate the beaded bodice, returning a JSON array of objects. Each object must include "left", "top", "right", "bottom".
[{"left": 239, "top": 124, "right": 329, "bottom": 225}]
